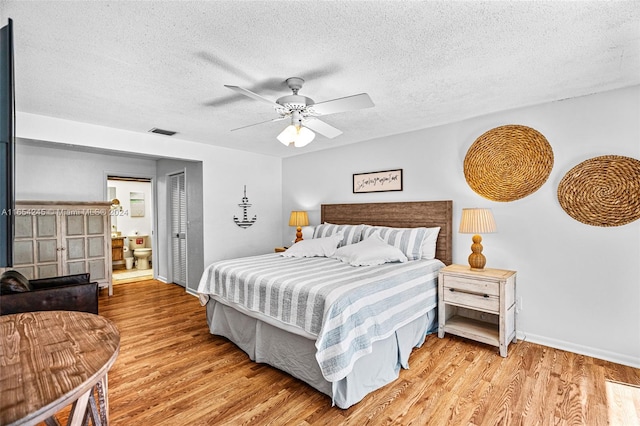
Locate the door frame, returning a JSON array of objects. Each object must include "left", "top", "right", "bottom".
[{"left": 104, "top": 172, "right": 157, "bottom": 280}]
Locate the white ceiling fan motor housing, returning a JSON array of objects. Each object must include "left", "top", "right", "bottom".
[{"left": 275, "top": 77, "right": 316, "bottom": 118}]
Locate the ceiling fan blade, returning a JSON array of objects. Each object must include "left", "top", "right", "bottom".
[
  {"left": 224, "top": 85, "right": 280, "bottom": 107},
  {"left": 231, "top": 116, "right": 286, "bottom": 132},
  {"left": 303, "top": 118, "right": 343, "bottom": 139},
  {"left": 310, "top": 93, "right": 374, "bottom": 116}
]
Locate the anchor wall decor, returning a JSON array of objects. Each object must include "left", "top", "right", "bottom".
[{"left": 233, "top": 185, "right": 257, "bottom": 229}]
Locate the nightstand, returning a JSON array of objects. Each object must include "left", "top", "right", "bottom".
[
  {"left": 438, "top": 264, "right": 517, "bottom": 357},
  {"left": 274, "top": 247, "right": 288, "bottom": 253}
]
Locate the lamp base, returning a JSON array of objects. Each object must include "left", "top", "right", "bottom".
[
  {"left": 467, "top": 234, "right": 487, "bottom": 270},
  {"left": 294, "top": 226, "right": 304, "bottom": 243}
]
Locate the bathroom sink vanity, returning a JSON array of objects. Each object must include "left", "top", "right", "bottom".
[{"left": 111, "top": 236, "right": 125, "bottom": 268}]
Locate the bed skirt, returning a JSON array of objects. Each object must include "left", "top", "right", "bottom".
[{"left": 205, "top": 299, "right": 437, "bottom": 409}]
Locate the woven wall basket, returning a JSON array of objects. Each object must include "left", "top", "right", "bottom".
[
  {"left": 464, "top": 125, "right": 554, "bottom": 202},
  {"left": 557, "top": 155, "right": 640, "bottom": 227}
]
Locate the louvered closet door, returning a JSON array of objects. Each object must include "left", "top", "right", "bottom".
[{"left": 170, "top": 172, "right": 187, "bottom": 287}]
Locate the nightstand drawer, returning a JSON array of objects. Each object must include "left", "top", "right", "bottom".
[
  {"left": 443, "top": 275, "right": 499, "bottom": 296},
  {"left": 443, "top": 287, "right": 499, "bottom": 312}
]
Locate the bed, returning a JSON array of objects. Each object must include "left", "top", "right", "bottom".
[{"left": 197, "top": 201, "right": 452, "bottom": 408}]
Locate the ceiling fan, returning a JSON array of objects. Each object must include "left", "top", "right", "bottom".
[{"left": 225, "top": 77, "right": 374, "bottom": 147}]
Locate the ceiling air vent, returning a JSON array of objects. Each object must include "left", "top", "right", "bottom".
[{"left": 149, "top": 127, "right": 177, "bottom": 136}]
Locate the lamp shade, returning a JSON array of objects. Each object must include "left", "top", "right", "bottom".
[
  {"left": 288, "top": 211, "right": 309, "bottom": 227},
  {"left": 459, "top": 208, "right": 497, "bottom": 234},
  {"left": 277, "top": 125, "right": 315, "bottom": 147}
]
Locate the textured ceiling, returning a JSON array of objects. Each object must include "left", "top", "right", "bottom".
[{"left": 3, "top": 1, "right": 639, "bottom": 158}]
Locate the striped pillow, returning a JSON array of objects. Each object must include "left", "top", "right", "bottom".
[
  {"left": 313, "top": 223, "right": 364, "bottom": 247},
  {"left": 420, "top": 227, "right": 441, "bottom": 260},
  {"left": 361, "top": 226, "right": 429, "bottom": 261}
]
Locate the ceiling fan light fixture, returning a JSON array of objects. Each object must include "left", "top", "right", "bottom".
[
  {"left": 277, "top": 124, "right": 315, "bottom": 147},
  {"left": 226, "top": 76, "right": 373, "bottom": 146}
]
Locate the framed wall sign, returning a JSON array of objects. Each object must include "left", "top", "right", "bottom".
[{"left": 353, "top": 169, "right": 403, "bottom": 193}]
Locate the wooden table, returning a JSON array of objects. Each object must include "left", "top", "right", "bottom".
[{"left": 0, "top": 311, "right": 120, "bottom": 426}]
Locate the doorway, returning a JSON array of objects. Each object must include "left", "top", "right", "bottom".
[{"left": 107, "top": 176, "right": 154, "bottom": 283}]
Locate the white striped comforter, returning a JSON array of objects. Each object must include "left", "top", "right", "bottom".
[{"left": 197, "top": 254, "right": 443, "bottom": 382}]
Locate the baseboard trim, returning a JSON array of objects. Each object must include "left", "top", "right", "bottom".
[{"left": 517, "top": 331, "right": 640, "bottom": 369}]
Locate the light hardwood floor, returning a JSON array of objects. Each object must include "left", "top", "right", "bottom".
[{"left": 48, "top": 280, "right": 639, "bottom": 425}]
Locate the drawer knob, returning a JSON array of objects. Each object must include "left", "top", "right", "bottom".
[
  {"left": 483, "top": 294, "right": 489, "bottom": 298},
  {"left": 449, "top": 288, "right": 455, "bottom": 292}
]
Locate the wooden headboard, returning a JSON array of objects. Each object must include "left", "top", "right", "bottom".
[{"left": 321, "top": 200, "right": 453, "bottom": 265}]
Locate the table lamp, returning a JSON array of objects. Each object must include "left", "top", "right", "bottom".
[
  {"left": 458, "top": 208, "right": 497, "bottom": 271},
  {"left": 289, "top": 211, "right": 309, "bottom": 243}
]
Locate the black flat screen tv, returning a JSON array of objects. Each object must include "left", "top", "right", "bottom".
[{"left": 0, "top": 18, "right": 15, "bottom": 267}]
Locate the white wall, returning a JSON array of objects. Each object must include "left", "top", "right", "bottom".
[
  {"left": 15, "top": 142, "right": 157, "bottom": 201},
  {"left": 282, "top": 86, "right": 640, "bottom": 367},
  {"left": 16, "top": 112, "right": 283, "bottom": 274}
]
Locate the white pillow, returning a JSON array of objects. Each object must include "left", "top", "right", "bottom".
[
  {"left": 281, "top": 233, "right": 343, "bottom": 258},
  {"left": 332, "top": 233, "right": 408, "bottom": 266}
]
